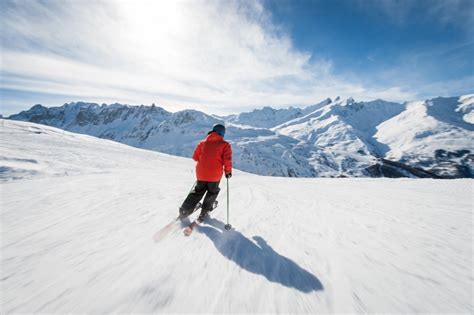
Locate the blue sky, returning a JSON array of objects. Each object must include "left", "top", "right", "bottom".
[
  {"left": 1, "top": 0, "right": 473, "bottom": 116},
  {"left": 263, "top": 0, "right": 473, "bottom": 86}
]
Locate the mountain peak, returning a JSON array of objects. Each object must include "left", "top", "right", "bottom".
[{"left": 30, "top": 104, "right": 47, "bottom": 111}]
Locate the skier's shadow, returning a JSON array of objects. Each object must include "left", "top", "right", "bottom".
[{"left": 196, "top": 218, "right": 324, "bottom": 293}]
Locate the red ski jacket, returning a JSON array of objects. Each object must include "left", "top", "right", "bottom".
[{"left": 193, "top": 132, "right": 232, "bottom": 182}]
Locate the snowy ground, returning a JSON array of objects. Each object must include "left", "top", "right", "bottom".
[{"left": 1, "top": 120, "right": 473, "bottom": 313}]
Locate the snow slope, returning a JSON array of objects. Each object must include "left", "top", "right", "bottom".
[
  {"left": 225, "top": 98, "right": 332, "bottom": 128},
  {"left": 273, "top": 98, "right": 407, "bottom": 176},
  {"left": 1, "top": 120, "right": 472, "bottom": 313},
  {"left": 376, "top": 97, "right": 474, "bottom": 178}
]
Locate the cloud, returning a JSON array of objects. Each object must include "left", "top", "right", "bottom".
[
  {"left": 0, "top": 0, "right": 429, "bottom": 115},
  {"left": 416, "top": 76, "right": 474, "bottom": 99},
  {"left": 355, "top": 0, "right": 474, "bottom": 32}
]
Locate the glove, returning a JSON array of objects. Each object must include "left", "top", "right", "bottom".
[{"left": 225, "top": 172, "right": 232, "bottom": 179}]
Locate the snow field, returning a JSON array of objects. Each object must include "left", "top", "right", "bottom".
[{"left": 1, "top": 120, "right": 472, "bottom": 313}]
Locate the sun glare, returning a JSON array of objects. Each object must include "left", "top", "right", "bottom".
[{"left": 115, "top": 1, "right": 191, "bottom": 71}]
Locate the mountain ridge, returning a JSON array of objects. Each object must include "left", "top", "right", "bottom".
[{"left": 7, "top": 94, "right": 474, "bottom": 178}]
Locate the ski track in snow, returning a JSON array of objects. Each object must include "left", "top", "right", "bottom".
[{"left": 1, "top": 120, "right": 473, "bottom": 313}]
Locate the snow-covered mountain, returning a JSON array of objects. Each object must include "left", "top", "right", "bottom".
[
  {"left": 273, "top": 97, "right": 406, "bottom": 177},
  {"left": 272, "top": 95, "right": 473, "bottom": 178},
  {"left": 7, "top": 94, "right": 474, "bottom": 178},
  {"left": 376, "top": 96, "right": 474, "bottom": 178},
  {"left": 1, "top": 119, "right": 472, "bottom": 313},
  {"left": 225, "top": 98, "right": 332, "bottom": 128},
  {"left": 7, "top": 102, "right": 321, "bottom": 177}
]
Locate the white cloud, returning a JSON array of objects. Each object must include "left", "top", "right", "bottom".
[{"left": 1, "top": 0, "right": 416, "bottom": 114}]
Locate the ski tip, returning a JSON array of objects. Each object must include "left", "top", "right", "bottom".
[{"left": 183, "top": 227, "right": 193, "bottom": 236}]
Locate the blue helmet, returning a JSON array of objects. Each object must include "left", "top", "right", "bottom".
[{"left": 211, "top": 124, "right": 225, "bottom": 137}]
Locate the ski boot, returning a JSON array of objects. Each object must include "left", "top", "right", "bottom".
[
  {"left": 178, "top": 202, "right": 202, "bottom": 220},
  {"left": 197, "top": 201, "right": 218, "bottom": 223}
]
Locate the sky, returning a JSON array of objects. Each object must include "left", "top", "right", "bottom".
[{"left": 1, "top": 0, "right": 473, "bottom": 116}]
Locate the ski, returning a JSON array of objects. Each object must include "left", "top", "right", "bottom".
[
  {"left": 153, "top": 219, "right": 182, "bottom": 242},
  {"left": 183, "top": 214, "right": 208, "bottom": 236},
  {"left": 183, "top": 221, "right": 199, "bottom": 236},
  {"left": 153, "top": 202, "right": 202, "bottom": 242},
  {"left": 183, "top": 201, "right": 217, "bottom": 236}
]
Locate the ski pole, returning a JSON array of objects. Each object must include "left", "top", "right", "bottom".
[{"left": 224, "top": 177, "right": 232, "bottom": 230}]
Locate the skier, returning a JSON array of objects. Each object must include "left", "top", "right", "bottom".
[{"left": 179, "top": 123, "right": 232, "bottom": 222}]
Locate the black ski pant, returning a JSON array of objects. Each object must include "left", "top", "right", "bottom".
[{"left": 180, "top": 181, "right": 220, "bottom": 215}]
